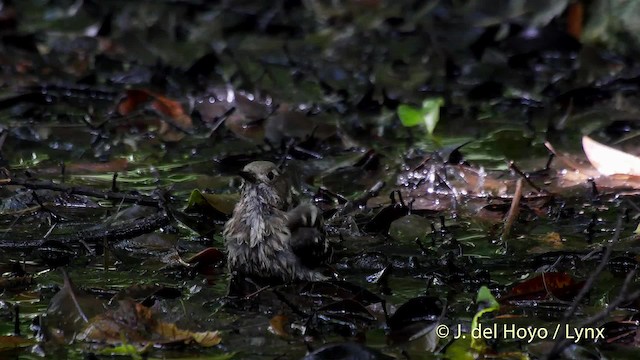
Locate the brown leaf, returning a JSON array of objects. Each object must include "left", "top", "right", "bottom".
[
  {"left": 66, "top": 158, "right": 129, "bottom": 173},
  {"left": 117, "top": 89, "right": 150, "bottom": 116},
  {"left": 225, "top": 115, "right": 266, "bottom": 142},
  {"left": 0, "top": 275, "right": 33, "bottom": 291},
  {"left": 186, "top": 247, "right": 225, "bottom": 267},
  {"left": 0, "top": 335, "right": 36, "bottom": 350},
  {"left": 268, "top": 314, "right": 290, "bottom": 338},
  {"left": 540, "top": 232, "right": 563, "bottom": 248},
  {"left": 45, "top": 270, "right": 104, "bottom": 342},
  {"left": 499, "top": 272, "right": 584, "bottom": 303},
  {"left": 79, "top": 300, "right": 221, "bottom": 347},
  {"left": 116, "top": 89, "right": 193, "bottom": 142},
  {"left": 155, "top": 321, "right": 221, "bottom": 347}
]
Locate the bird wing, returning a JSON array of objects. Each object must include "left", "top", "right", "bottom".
[{"left": 286, "top": 203, "right": 329, "bottom": 267}]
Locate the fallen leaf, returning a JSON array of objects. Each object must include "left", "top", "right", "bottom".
[
  {"left": 582, "top": 136, "right": 640, "bottom": 176},
  {"left": 499, "top": 272, "right": 584, "bottom": 303},
  {"left": 0, "top": 275, "right": 33, "bottom": 290},
  {"left": 156, "top": 321, "right": 222, "bottom": 347},
  {"left": 44, "top": 270, "right": 104, "bottom": 343},
  {"left": 0, "top": 335, "right": 36, "bottom": 350},
  {"left": 540, "top": 232, "right": 563, "bottom": 248},
  {"left": 397, "top": 97, "right": 444, "bottom": 135},
  {"left": 186, "top": 247, "right": 225, "bottom": 266},
  {"left": 66, "top": 158, "right": 129, "bottom": 173},
  {"left": 185, "top": 190, "right": 238, "bottom": 217},
  {"left": 388, "top": 296, "right": 443, "bottom": 343},
  {"left": 79, "top": 300, "right": 221, "bottom": 347},
  {"left": 116, "top": 89, "right": 193, "bottom": 142},
  {"left": 186, "top": 247, "right": 226, "bottom": 275},
  {"left": 268, "top": 314, "right": 289, "bottom": 338}
]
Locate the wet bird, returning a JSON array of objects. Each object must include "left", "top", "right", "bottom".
[{"left": 223, "top": 161, "right": 330, "bottom": 282}]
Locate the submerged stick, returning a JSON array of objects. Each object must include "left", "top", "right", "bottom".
[
  {"left": 0, "top": 210, "right": 170, "bottom": 250},
  {"left": 501, "top": 178, "right": 523, "bottom": 241},
  {"left": 2, "top": 177, "right": 161, "bottom": 208}
]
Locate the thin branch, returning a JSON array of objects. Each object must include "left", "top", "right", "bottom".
[
  {"left": 547, "top": 215, "right": 625, "bottom": 358},
  {"left": 2, "top": 177, "right": 162, "bottom": 208},
  {"left": 509, "top": 161, "right": 545, "bottom": 193},
  {"left": 0, "top": 210, "right": 170, "bottom": 250},
  {"left": 562, "top": 215, "right": 623, "bottom": 321},
  {"left": 501, "top": 178, "right": 523, "bottom": 241}
]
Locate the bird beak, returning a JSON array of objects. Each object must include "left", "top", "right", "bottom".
[{"left": 239, "top": 170, "right": 257, "bottom": 183}]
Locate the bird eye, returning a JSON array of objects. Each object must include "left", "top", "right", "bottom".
[{"left": 267, "top": 170, "right": 277, "bottom": 180}]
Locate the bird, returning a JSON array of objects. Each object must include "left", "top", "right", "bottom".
[{"left": 223, "top": 161, "right": 330, "bottom": 282}]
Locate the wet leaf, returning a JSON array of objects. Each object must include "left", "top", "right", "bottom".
[
  {"left": 79, "top": 300, "right": 221, "bottom": 347},
  {"left": 476, "top": 285, "right": 499, "bottom": 311},
  {"left": 35, "top": 240, "right": 77, "bottom": 268},
  {"left": 299, "top": 281, "right": 383, "bottom": 306},
  {"left": 388, "top": 214, "right": 431, "bottom": 243},
  {"left": 539, "top": 232, "right": 563, "bottom": 249},
  {"left": 111, "top": 284, "right": 182, "bottom": 304},
  {"left": 444, "top": 336, "right": 476, "bottom": 360},
  {"left": 582, "top": 135, "right": 640, "bottom": 176},
  {"left": 185, "top": 247, "right": 226, "bottom": 275},
  {"left": 470, "top": 286, "right": 500, "bottom": 354},
  {"left": 0, "top": 275, "right": 33, "bottom": 291},
  {"left": 388, "top": 296, "right": 443, "bottom": 342},
  {"left": 116, "top": 89, "right": 193, "bottom": 142},
  {"left": 185, "top": 189, "right": 238, "bottom": 218},
  {"left": 499, "top": 272, "right": 584, "bottom": 303},
  {"left": 268, "top": 314, "right": 289, "bottom": 338},
  {"left": 97, "top": 342, "right": 148, "bottom": 358},
  {"left": 363, "top": 195, "right": 409, "bottom": 234},
  {"left": 186, "top": 247, "right": 225, "bottom": 267},
  {"left": 397, "top": 97, "right": 444, "bottom": 135},
  {"left": 44, "top": 270, "right": 104, "bottom": 342},
  {"left": 0, "top": 335, "right": 36, "bottom": 350},
  {"left": 66, "top": 158, "right": 129, "bottom": 173},
  {"left": 317, "top": 299, "right": 376, "bottom": 325}
]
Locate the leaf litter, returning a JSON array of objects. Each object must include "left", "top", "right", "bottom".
[{"left": 1, "top": 0, "right": 640, "bottom": 359}]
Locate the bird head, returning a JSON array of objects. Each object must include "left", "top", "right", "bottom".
[
  {"left": 239, "top": 161, "right": 281, "bottom": 184},
  {"left": 239, "top": 161, "right": 292, "bottom": 207}
]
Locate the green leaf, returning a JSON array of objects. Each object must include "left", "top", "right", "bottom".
[
  {"left": 397, "top": 97, "right": 444, "bottom": 135},
  {"left": 476, "top": 285, "right": 499, "bottom": 311},
  {"left": 471, "top": 286, "right": 499, "bottom": 352},
  {"left": 420, "top": 98, "right": 444, "bottom": 134},
  {"left": 397, "top": 104, "right": 423, "bottom": 127},
  {"left": 185, "top": 189, "right": 238, "bottom": 216},
  {"left": 444, "top": 336, "right": 476, "bottom": 360},
  {"left": 98, "top": 342, "right": 147, "bottom": 359}
]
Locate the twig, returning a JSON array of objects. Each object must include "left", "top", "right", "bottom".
[
  {"left": 543, "top": 141, "right": 582, "bottom": 171},
  {"left": 0, "top": 210, "right": 170, "bottom": 250},
  {"left": 563, "top": 215, "right": 623, "bottom": 321},
  {"left": 547, "top": 273, "right": 640, "bottom": 360},
  {"left": 509, "top": 161, "right": 545, "bottom": 193},
  {"left": 501, "top": 178, "right": 523, "bottom": 241},
  {"left": 337, "top": 180, "right": 385, "bottom": 216},
  {"left": 2, "top": 177, "right": 162, "bottom": 208},
  {"left": 547, "top": 215, "right": 625, "bottom": 358}
]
